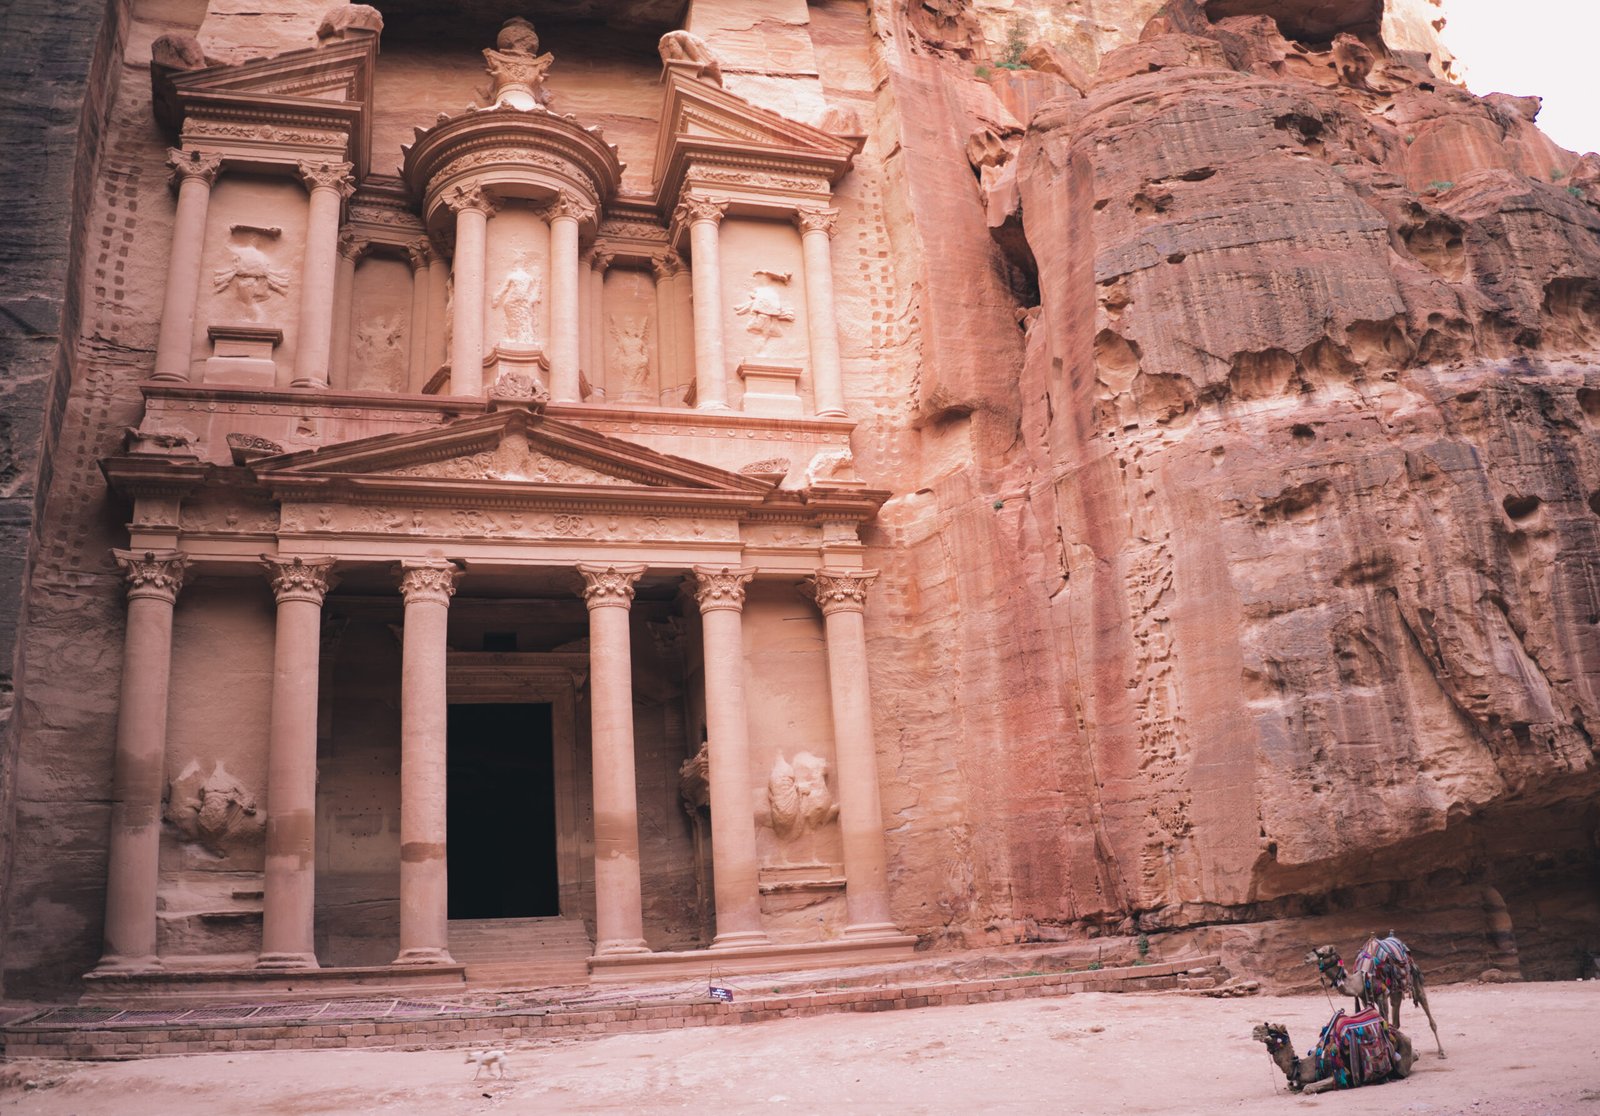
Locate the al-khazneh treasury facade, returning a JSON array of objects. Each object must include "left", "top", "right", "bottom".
[{"left": 19, "top": 3, "right": 925, "bottom": 998}]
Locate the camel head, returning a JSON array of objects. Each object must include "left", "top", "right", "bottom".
[
  {"left": 1306, "top": 944, "right": 1341, "bottom": 972},
  {"left": 1251, "top": 1022, "right": 1287, "bottom": 1046}
]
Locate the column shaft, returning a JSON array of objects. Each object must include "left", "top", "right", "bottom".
[
  {"left": 394, "top": 561, "right": 460, "bottom": 965},
  {"left": 98, "top": 550, "right": 188, "bottom": 972},
  {"left": 407, "top": 241, "right": 432, "bottom": 392},
  {"left": 588, "top": 251, "right": 611, "bottom": 399},
  {"left": 693, "top": 567, "right": 768, "bottom": 948},
  {"left": 579, "top": 249, "right": 594, "bottom": 391},
  {"left": 798, "top": 209, "right": 847, "bottom": 417},
  {"left": 258, "top": 557, "right": 336, "bottom": 969},
  {"left": 811, "top": 570, "right": 897, "bottom": 937},
  {"left": 651, "top": 254, "right": 679, "bottom": 403},
  {"left": 448, "top": 189, "right": 491, "bottom": 397},
  {"left": 426, "top": 254, "right": 449, "bottom": 379},
  {"left": 680, "top": 198, "right": 730, "bottom": 409},
  {"left": 580, "top": 564, "right": 650, "bottom": 955},
  {"left": 152, "top": 151, "right": 221, "bottom": 382},
  {"left": 674, "top": 269, "right": 696, "bottom": 405},
  {"left": 329, "top": 236, "right": 361, "bottom": 391},
  {"left": 292, "top": 162, "right": 353, "bottom": 389},
  {"left": 548, "top": 197, "right": 589, "bottom": 403}
]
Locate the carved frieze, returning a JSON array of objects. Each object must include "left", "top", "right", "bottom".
[
  {"left": 296, "top": 501, "right": 740, "bottom": 544},
  {"left": 691, "top": 168, "right": 830, "bottom": 195},
  {"left": 180, "top": 496, "right": 278, "bottom": 533},
  {"left": 382, "top": 435, "right": 630, "bottom": 485},
  {"left": 179, "top": 121, "right": 346, "bottom": 150}
]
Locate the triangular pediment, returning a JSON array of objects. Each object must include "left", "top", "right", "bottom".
[{"left": 253, "top": 409, "right": 773, "bottom": 498}]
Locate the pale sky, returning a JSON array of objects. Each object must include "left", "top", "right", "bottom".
[{"left": 1442, "top": 0, "right": 1600, "bottom": 154}]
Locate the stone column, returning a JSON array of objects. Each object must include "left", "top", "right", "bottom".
[
  {"left": 97, "top": 549, "right": 189, "bottom": 972},
  {"left": 547, "top": 192, "right": 593, "bottom": 404},
  {"left": 292, "top": 160, "right": 355, "bottom": 389},
  {"left": 651, "top": 252, "right": 682, "bottom": 401},
  {"left": 406, "top": 239, "right": 433, "bottom": 392},
  {"left": 674, "top": 267, "right": 696, "bottom": 404},
  {"left": 394, "top": 559, "right": 461, "bottom": 965},
  {"left": 675, "top": 196, "right": 730, "bottom": 410},
  {"left": 152, "top": 149, "right": 223, "bottom": 382},
  {"left": 329, "top": 233, "right": 366, "bottom": 391},
  {"left": 691, "top": 566, "right": 769, "bottom": 948},
  {"left": 578, "top": 563, "right": 651, "bottom": 955},
  {"left": 426, "top": 251, "right": 449, "bottom": 378},
  {"left": 588, "top": 248, "right": 612, "bottom": 399},
  {"left": 796, "top": 207, "right": 847, "bottom": 417},
  {"left": 579, "top": 248, "right": 595, "bottom": 389},
  {"left": 806, "top": 569, "right": 897, "bottom": 938},
  {"left": 257, "top": 556, "right": 337, "bottom": 970},
  {"left": 446, "top": 185, "right": 494, "bottom": 397}
]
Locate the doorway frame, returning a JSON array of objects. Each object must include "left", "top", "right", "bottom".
[{"left": 447, "top": 652, "right": 587, "bottom": 919}]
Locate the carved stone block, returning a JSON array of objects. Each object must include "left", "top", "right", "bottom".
[{"left": 737, "top": 361, "right": 805, "bottom": 418}]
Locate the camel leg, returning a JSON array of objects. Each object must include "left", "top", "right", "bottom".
[
  {"left": 1301, "top": 1077, "right": 1339, "bottom": 1095},
  {"left": 1415, "top": 988, "right": 1445, "bottom": 1058}
]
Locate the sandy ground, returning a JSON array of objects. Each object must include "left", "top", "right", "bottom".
[{"left": 2, "top": 982, "right": 1596, "bottom": 1114}]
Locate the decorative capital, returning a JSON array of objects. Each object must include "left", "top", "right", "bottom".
[
  {"left": 650, "top": 250, "right": 683, "bottom": 280},
  {"left": 261, "top": 555, "right": 338, "bottom": 604},
  {"left": 804, "top": 568, "right": 878, "bottom": 616},
  {"left": 545, "top": 191, "right": 596, "bottom": 225},
  {"left": 690, "top": 566, "right": 756, "bottom": 613},
  {"left": 296, "top": 159, "right": 355, "bottom": 198},
  {"left": 405, "top": 238, "right": 434, "bottom": 271},
  {"left": 337, "top": 231, "right": 370, "bottom": 262},
  {"left": 589, "top": 247, "right": 615, "bottom": 273},
  {"left": 397, "top": 559, "right": 462, "bottom": 605},
  {"left": 578, "top": 562, "right": 647, "bottom": 610},
  {"left": 674, "top": 195, "right": 727, "bottom": 228},
  {"left": 444, "top": 183, "right": 498, "bottom": 217},
  {"left": 114, "top": 548, "right": 190, "bottom": 603},
  {"left": 795, "top": 206, "right": 840, "bottom": 238},
  {"left": 167, "top": 148, "right": 223, "bottom": 189}
]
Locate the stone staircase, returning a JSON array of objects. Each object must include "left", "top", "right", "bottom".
[{"left": 447, "top": 917, "right": 593, "bottom": 989}]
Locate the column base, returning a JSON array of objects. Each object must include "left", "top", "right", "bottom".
[
  {"left": 594, "top": 938, "right": 652, "bottom": 956},
  {"left": 255, "top": 951, "right": 320, "bottom": 971},
  {"left": 710, "top": 930, "right": 772, "bottom": 950},
  {"left": 694, "top": 400, "right": 732, "bottom": 411},
  {"left": 148, "top": 370, "right": 190, "bottom": 384},
  {"left": 392, "top": 946, "right": 457, "bottom": 966},
  {"left": 290, "top": 376, "right": 329, "bottom": 390},
  {"left": 841, "top": 921, "right": 903, "bottom": 941},
  {"left": 92, "top": 953, "right": 162, "bottom": 975},
  {"left": 816, "top": 407, "right": 848, "bottom": 418}
]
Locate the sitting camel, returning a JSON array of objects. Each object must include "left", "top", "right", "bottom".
[
  {"left": 1254, "top": 1009, "right": 1415, "bottom": 1094},
  {"left": 1306, "top": 934, "right": 1445, "bottom": 1057}
]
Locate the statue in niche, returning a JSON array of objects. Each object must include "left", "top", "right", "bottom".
[
  {"left": 764, "top": 751, "right": 838, "bottom": 844},
  {"left": 658, "top": 29, "right": 723, "bottom": 87},
  {"left": 355, "top": 313, "right": 406, "bottom": 391},
  {"left": 213, "top": 236, "right": 290, "bottom": 322},
  {"left": 733, "top": 270, "right": 796, "bottom": 355},
  {"left": 483, "top": 17, "right": 553, "bottom": 108},
  {"left": 607, "top": 314, "right": 651, "bottom": 394},
  {"left": 166, "top": 761, "right": 261, "bottom": 858},
  {"left": 491, "top": 253, "right": 543, "bottom": 347}
]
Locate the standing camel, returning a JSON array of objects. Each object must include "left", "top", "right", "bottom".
[
  {"left": 1253, "top": 1009, "right": 1415, "bottom": 1093},
  {"left": 1306, "top": 934, "right": 1445, "bottom": 1057}
]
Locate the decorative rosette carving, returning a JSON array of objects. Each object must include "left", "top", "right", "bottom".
[
  {"left": 577, "top": 562, "right": 646, "bottom": 609},
  {"left": 261, "top": 555, "right": 338, "bottom": 604},
  {"left": 691, "top": 565, "right": 755, "bottom": 613},
  {"left": 296, "top": 159, "right": 356, "bottom": 198},
  {"left": 114, "top": 548, "right": 190, "bottom": 603},
  {"left": 795, "top": 206, "right": 840, "bottom": 238},
  {"left": 167, "top": 148, "right": 224, "bottom": 189},
  {"left": 805, "top": 568, "right": 878, "bottom": 615},
  {"left": 397, "top": 559, "right": 462, "bottom": 605}
]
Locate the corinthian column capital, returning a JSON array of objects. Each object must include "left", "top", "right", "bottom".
[
  {"left": 405, "top": 238, "right": 434, "bottom": 271},
  {"left": 690, "top": 565, "right": 756, "bottom": 612},
  {"left": 337, "top": 231, "right": 371, "bottom": 262},
  {"left": 804, "top": 568, "right": 878, "bottom": 616},
  {"left": 296, "top": 159, "right": 355, "bottom": 199},
  {"left": 650, "top": 250, "right": 683, "bottom": 280},
  {"left": 545, "top": 191, "right": 596, "bottom": 225},
  {"left": 167, "top": 148, "right": 224, "bottom": 190},
  {"left": 261, "top": 555, "right": 338, "bottom": 604},
  {"left": 578, "top": 563, "right": 647, "bottom": 610},
  {"left": 397, "top": 559, "right": 462, "bottom": 605},
  {"left": 674, "top": 195, "right": 727, "bottom": 228},
  {"left": 444, "top": 183, "right": 498, "bottom": 217},
  {"left": 795, "top": 206, "right": 840, "bottom": 237},
  {"left": 114, "top": 548, "right": 190, "bottom": 603}
]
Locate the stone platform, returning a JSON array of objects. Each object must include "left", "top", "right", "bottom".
[{"left": 78, "top": 963, "right": 467, "bottom": 1006}]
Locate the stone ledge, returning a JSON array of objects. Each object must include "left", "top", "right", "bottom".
[
  {"left": 586, "top": 934, "right": 920, "bottom": 983},
  {"left": 78, "top": 963, "right": 468, "bottom": 1006}
]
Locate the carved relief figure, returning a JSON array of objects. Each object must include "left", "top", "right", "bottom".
[
  {"left": 803, "top": 446, "right": 855, "bottom": 487},
  {"left": 607, "top": 314, "right": 651, "bottom": 394},
  {"left": 213, "top": 235, "right": 290, "bottom": 321},
  {"left": 355, "top": 312, "right": 406, "bottom": 391},
  {"left": 733, "top": 270, "right": 796, "bottom": 354},
  {"left": 765, "top": 751, "right": 838, "bottom": 842},
  {"left": 492, "top": 253, "right": 543, "bottom": 347},
  {"left": 679, "top": 741, "right": 711, "bottom": 817},
  {"left": 166, "top": 760, "right": 261, "bottom": 857},
  {"left": 658, "top": 30, "right": 722, "bottom": 86}
]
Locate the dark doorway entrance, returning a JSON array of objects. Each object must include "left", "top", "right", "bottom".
[{"left": 447, "top": 702, "right": 558, "bottom": 919}]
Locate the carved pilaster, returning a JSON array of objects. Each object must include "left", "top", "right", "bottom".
[
  {"left": 296, "top": 159, "right": 356, "bottom": 199},
  {"left": 691, "top": 565, "right": 755, "bottom": 613},
  {"left": 114, "top": 549, "right": 190, "bottom": 604},
  {"left": 444, "top": 183, "right": 498, "bottom": 217},
  {"left": 805, "top": 568, "right": 878, "bottom": 616},
  {"left": 398, "top": 559, "right": 462, "bottom": 605},
  {"left": 651, "top": 251, "right": 683, "bottom": 281},
  {"left": 796, "top": 206, "right": 840, "bottom": 238},
  {"left": 578, "top": 562, "right": 646, "bottom": 609},
  {"left": 261, "top": 555, "right": 338, "bottom": 605},
  {"left": 166, "top": 148, "right": 224, "bottom": 191}
]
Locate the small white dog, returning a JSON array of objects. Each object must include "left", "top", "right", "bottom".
[{"left": 465, "top": 1049, "right": 510, "bottom": 1080}]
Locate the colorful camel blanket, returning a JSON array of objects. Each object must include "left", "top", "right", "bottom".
[
  {"left": 1311, "top": 1007, "right": 1401, "bottom": 1088},
  {"left": 1354, "top": 935, "right": 1416, "bottom": 1001}
]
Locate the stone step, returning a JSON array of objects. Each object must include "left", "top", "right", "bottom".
[{"left": 447, "top": 918, "right": 592, "bottom": 987}]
